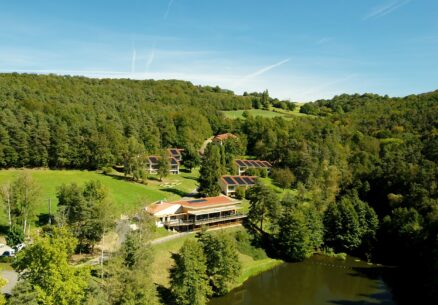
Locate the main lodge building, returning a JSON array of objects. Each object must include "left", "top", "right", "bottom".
[{"left": 146, "top": 195, "right": 246, "bottom": 231}]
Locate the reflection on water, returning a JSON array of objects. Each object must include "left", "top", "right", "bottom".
[{"left": 209, "top": 255, "right": 396, "bottom": 305}]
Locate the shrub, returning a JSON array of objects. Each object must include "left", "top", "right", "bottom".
[
  {"left": 101, "top": 167, "right": 114, "bottom": 175},
  {"left": 6, "top": 225, "right": 25, "bottom": 246},
  {"left": 234, "top": 230, "right": 267, "bottom": 260},
  {"left": 234, "top": 186, "right": 246, "bottom": 200}
]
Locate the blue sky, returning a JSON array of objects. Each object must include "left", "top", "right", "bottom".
[{"left": 1, "top": 0, "right": 437, "bottom": 101}]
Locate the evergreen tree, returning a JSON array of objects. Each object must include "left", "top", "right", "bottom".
[
  {"left": 277, "top": 206, "right": 312, "bottom": 261},
  {"left": 261, "top": 90, "right": 270, "bottom": 110},
  {"left": 246, "top": 180, "right": 278, "bottom": 232},
  {"left": 198, "top": 144, "right": 221, "bottom": 197},
  {"left": 181, "top": 147, "right": 200, "bottom": 172},
  {"left": 198, "top": 232, "right": 241, "bottom": 296},
  {"left": 170, "top": 240, "right": 212, "bottom": 305},
  {"left": 157, "top": 151, "right": 170, "bottom": 181},
  {"left": 323, "top": 198, "right": 361, "bottom": 252}
]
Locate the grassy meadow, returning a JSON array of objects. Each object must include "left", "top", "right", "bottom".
[
  {"left": 0, "top": 168, "right": 199, "bottom": 226},
  {"left": 150, "top": 226, "right": 282, "bottom": 289},
  {"left": 221, "top": 105, "right": 309, "bottom": 120}
]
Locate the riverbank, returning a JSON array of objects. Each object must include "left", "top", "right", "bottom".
[{"left": 150, "top": 226, "right": 282, "bottom": 289}]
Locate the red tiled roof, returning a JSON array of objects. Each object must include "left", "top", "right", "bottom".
[
  {"left": 146, "top": 201, "right": 178, "bottom": 214},
  {"left": 172, "top": 195, "right": 237, "bottom": 208},
  {"left": 213, "top": 133, "right": 238, "bottom": 141}
]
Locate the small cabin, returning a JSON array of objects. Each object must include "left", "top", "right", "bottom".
[
  {"left": 147, "top": 156, "right": 180, "bottom": 175},
  {"left": 168, "top": 148, "right": 184, "bottom": 162},
  {"left": 219, "top": 175, "right": 257, "bottom": 197},
  {"left": 235, "top": 159, "right": 272, "bottom": 176}
]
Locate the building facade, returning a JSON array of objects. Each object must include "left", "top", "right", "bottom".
[
  {"left": 146, "top": 196, "right": 246, "bottom": 231},
  {"left": 235, "top": 159, "right": 272, "bottom": 175},
  {"left": 219, "top": 175, "right": 257, "bottom": 196}
]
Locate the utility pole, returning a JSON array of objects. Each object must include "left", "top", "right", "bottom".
[
  {"left": 48, "top": 198, "right": 52, "bottom": 225},
  {"left": 7, "top": 183, "right": 11, "bottom": 226}
]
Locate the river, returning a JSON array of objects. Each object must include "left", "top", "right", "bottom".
[{"left": 209, "top": 255, "right": 397, "bottom": 305}]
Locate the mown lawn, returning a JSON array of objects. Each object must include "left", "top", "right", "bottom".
[
  {"left": 221, "top": 105, "right": 310, "bottom": 120},
  {"left": 150, "top": 226, "right": 281, "bottom": 289},
  {"left": 0, "top": 168, "right": 199, "bottom": 226}
]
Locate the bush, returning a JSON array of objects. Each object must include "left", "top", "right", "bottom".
[
  {"left": 234, "top": 230, "right": 267, "bottom": 260},
  {"left": 101, "top": 167, "right": 114, "bottom": 175},
  {"left": 271, "top": 168, "right": 296, "bottom": 189},
  {"left": 6, "top": 225, "right": 25, "bottom": 246},
  {"left": 234, "top": 186, "right": 246, "bottom": 200}
]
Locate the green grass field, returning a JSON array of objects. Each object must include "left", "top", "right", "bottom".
[
  {"left": 150, "top": 226, "right": 281, "bottom": 288},
  {"left": 221, "top": 105, "right": 310, "bottom": 120},
  {"left": 0, "top": 168, "right": 199, "bottom": 226}
]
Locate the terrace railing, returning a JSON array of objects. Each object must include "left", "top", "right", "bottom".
[{"left": 164, "top": 213, "right": 246, "bottom": 226}]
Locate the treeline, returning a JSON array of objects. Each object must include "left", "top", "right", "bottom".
[
  {"left": 0, "top": 73, "right": 252, "bottom": 169},
  {"left": 230, "top": 92, "right": 437, "bottom": 303}
]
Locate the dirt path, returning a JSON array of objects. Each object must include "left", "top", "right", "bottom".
[{"left": 1, "top": 270, "right": 18, "bottom": 295}]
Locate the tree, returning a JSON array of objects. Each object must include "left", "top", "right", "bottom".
[
  {"left": 11, "top": 172, "right": 40, "bottom": 236},
  {"left": 122, "top": 136, "right": 145, "bottom": 178},
  {"left": 0, "top": 182, "right": 12, "bottom": 225},
  {"left": 170, "top": 240, "right": 212, "bottom": 305},
  {"left": 182, "top": 147, "right": 200, "bottom": 172},
  {"left": 97, "top": 231, "right": 159, "bottom": 305},
  {"left": 323, "top": 197, "right": 361, "bottom": 252},
  {"left": 198, "top": 232, "right": 241, "bottom": 296},
  {"left": 277, "top": 206, "right": 312, "bottom": 261},
  {"left": 7, "top": 281, "right": 39, "bottom": 305},
  {"left": 12, "top": 227, "right": 89, "bottom": 305},
  {"left": 261, "top": 90, "right": 270, "bottom": 110},
  {"left": 271, "top": 168, "right": 296, "bottom": 189},
  {"left": 246, "top": 180, "right": 278, "bottom": 232},
  {"left": 57, "top": 181, "right": 113, "bottom": 252},
  {"left": 198, "top": 144, "right": 221, "bottom": 197},
  {"left": 157, "top": 151, "right": 170, "bottom": 181},
  {"left": 6, "top": 224, "right": 25, "bottom": 246}
]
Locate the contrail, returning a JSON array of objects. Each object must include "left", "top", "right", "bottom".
[
  {"left": 146, "top": 42, "right": 156, "bottom": 72},
  {"left": 364, "top": 0, "right": 411, "bottom": 20},
  {"left": 131, "top": 48, "right": 136, "bottom": 73},
  {"left": 237, "top": 58, "right": 290, "bottom": 85},
  {"left": 164, "top": 0, "right": 174, "bottom": 20}
]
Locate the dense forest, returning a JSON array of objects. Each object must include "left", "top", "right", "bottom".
[{"left": 0, "top": 73, "right": 437, "bottom": 303}]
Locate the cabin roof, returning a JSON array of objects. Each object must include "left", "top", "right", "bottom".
[
  {"left": 213, "top": 133, "right": 238, "bottom": 141},
  {"left": 221, "top": 175, "right": 257, "bottom": 186},
  {"left": 235, "top": 159, "right": 272, "bottom": 168}
]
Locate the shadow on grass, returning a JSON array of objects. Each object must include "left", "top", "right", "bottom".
[
  {"left": 37, "top": 213, "right": 56, "bottom": 226},
  {"left": 160, "top": 188, "right": 190, "bottom": 197},
  {"left": 156, "top": 284, "right": 175, "bottom": 305},
  {"left": 0, "top": 225, "right": 9, "bottom": 235}
]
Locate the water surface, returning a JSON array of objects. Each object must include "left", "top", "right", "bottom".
[{"left": 209, "top": 255, "right": 396, "bottom": 305}]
